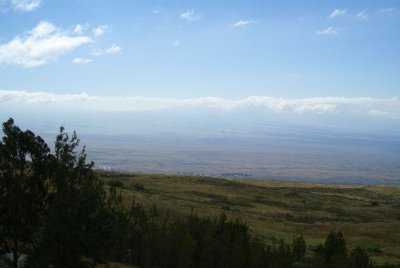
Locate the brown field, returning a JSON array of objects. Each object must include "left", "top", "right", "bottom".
[{"left": 99, "top": 171, "right": 400, "bottom": 265}]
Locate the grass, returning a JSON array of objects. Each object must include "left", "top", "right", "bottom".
[{"left": 98, "top": 171, "right": 400, "bottom": 266}]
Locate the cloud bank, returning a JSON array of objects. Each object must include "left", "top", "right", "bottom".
[
  {"left": 0, "top": 21, "right": 92, "bottom": 67},
  {"left": 11, "top": 0, "right": 40, "bottom": 11},
  {"left": 0, "top": 0, "right": 41, "bottom": 12},
  {"left": 0, "top": 90, "right": 399, "bottom": 118}
]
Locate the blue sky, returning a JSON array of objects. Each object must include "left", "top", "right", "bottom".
[
  {"left": 3, "top": 1, "right": 400, "bottom": 181},
  {"left": 0, "top": 0, "right": 399, "bottom": 119}
]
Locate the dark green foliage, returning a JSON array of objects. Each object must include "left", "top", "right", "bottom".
[
  {"left": 381, "top": 264, "right": 400, "bottom": 268},
  {"left": 371, "top": 201, "right": 379, "bottom": 207},
  {"left": 348, "top": 247, "right": 374, "bottom": 268},
  {"left": 221, "top": 205, "right": 231, "bottom": 210},
  {"left": 292, "top": 235, "right": 306, "bottom": 262},
  {"left": 0, "top": 118, "right": 50, "bottom": 267},
  {"left": 307, "top": 231, "right": 376, "bottom": 268},
  {"left": 324, "top": 231, "right": 348, "bottom": 265},
  {"left": 29, "top": 126, "right": 107, "bottom": 267},
  {"left": 134, "top": 183, "right": 145, "bottom": 191},
  {"left": 107, "top": 178, "right": 124, "bottom": 188}
]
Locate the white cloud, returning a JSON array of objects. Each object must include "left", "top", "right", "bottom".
[
  {"left": 232, "top": 20, "right": 256, "bottom": 29},
  {"left": 378, "top": 7, "right": 396, "bottom": 14},
  {"left": 72, "top": 57, "right": 92, "bottom": 64},
  {"left": 355, "top": 10, "right": 368, "bottom": 21},
  {"left": 180, "top": 9, "right": 202, "bottom": 22},
  {"left": 369, "top": 110, "right": 389, "bottom": 117},
  {"left": 11, "top": 0, "right": 40, "bottom": 12},
  {"left": 328, "top": 9, "right": 347, "bottom": 18},
  {"left": 93, "top": 44, "right": 121, "bottom": 56},
  {"left": 0, "top": 21, "right": 92, "bottom": 68},
  {"left": 316, "top": 26, "right": 341, "bottom": 36},
  {"left": 0, "top": 90, "right": 399, "bottom": 118},
  {"left": 105, "top": 44, "right": 121, "bottom": 54},
  {"left": 31, "top": 20, "right": 56, "bottom": 37},
  {"left": 73, "top": 24, "right": 85, "bottom": 35},
  {"left": 93, "top": 25, "right": 111, "bottom": 37}
]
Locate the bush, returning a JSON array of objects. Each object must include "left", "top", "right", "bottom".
[
  {"left": 107, "top": 179, "right": 124, "bottom": 188},
  {"left": 371, "top": 201, "right": 379, "bottom": 207},
  {"left": 134, "top": 183, "right": 145, "bottom": 191}
]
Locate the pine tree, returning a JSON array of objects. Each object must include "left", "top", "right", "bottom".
[
  {"left": 0, "top": 118, "right": 50, "bottom": 267},
  {"left": 31, "top": 127, "right": 107, "bottom": 267}
]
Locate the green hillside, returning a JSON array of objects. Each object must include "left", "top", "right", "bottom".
[{"left": 99, "top": 171, "right": 400, "bottom": 266}]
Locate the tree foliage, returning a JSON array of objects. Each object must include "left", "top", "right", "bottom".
[
  {"left": 0, "top": 118, "right": 50, "bottom": 267},
  {"left": 31, "top": 127, "right": 106, "bottom": 267}
]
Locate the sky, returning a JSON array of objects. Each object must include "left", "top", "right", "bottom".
[{"left": 0, "top": 0, "right": 400, "bottom": 122}]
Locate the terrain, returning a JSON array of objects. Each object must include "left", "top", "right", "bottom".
[
  {"left": 99, "top": 171, "right": 400, "bottom": 266},
  {"left": 7, "top": 109, "right": 400, "bottom": 185},
  {"left": 85, "top": 127, "right": 400, "bottom": 185}
]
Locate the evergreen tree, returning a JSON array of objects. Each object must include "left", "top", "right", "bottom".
[
  {"left": 293, "top": 235, "right": 306, "bottom": 262},
  {"left": 0, "top": 118, "right": 50, "bottom": 267},
  {"left": 348, "top": 247, "right": 374, "bottom": 268},
  {"left": 31, "top": 127, "right": 107, "bottom": 267},
  {"left": 324, "top": 231, "right": 348, "bottom": 266}
]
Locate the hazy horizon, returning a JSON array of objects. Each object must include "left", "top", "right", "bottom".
[
  {"left": 1, "top": 0, "right": 399, "bottom": 184},
  {"left": 2, "top": 106, "right": 399, "bottom": 185}
]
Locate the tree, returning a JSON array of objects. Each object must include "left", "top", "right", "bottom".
[
  {"left": 292, "top": 235, "right": 306, "bottom": 262},
  {"left": 348, "top": 247, "right": 374, "bottom": 268},
  {"left": 31, "top": 127, "right": 107, "bottom": 267},
  {"left": 0, "top": 118, "right": 51, "bottom": 267},
  {"left": 325, "top": 231, "right": 347, "bottom": 261}
]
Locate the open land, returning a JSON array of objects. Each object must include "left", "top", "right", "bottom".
[{"left": 99, "top": 171, "right": 400, "bottom": 266}]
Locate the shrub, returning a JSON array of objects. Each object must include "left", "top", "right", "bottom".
[
  {"left": 134, "top": 183, "right": 145, "bottom": 191},
  {"left": 108, "top": 179, "right": 124, "bottom": 188}
]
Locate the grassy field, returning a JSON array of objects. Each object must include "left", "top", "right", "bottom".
[{"left": 98, "top": 171, "right": 400, "bottom": 266}]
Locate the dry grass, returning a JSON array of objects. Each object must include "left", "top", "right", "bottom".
[{"left": 99, "top": 171, "right": 400, "bottom": 265}]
